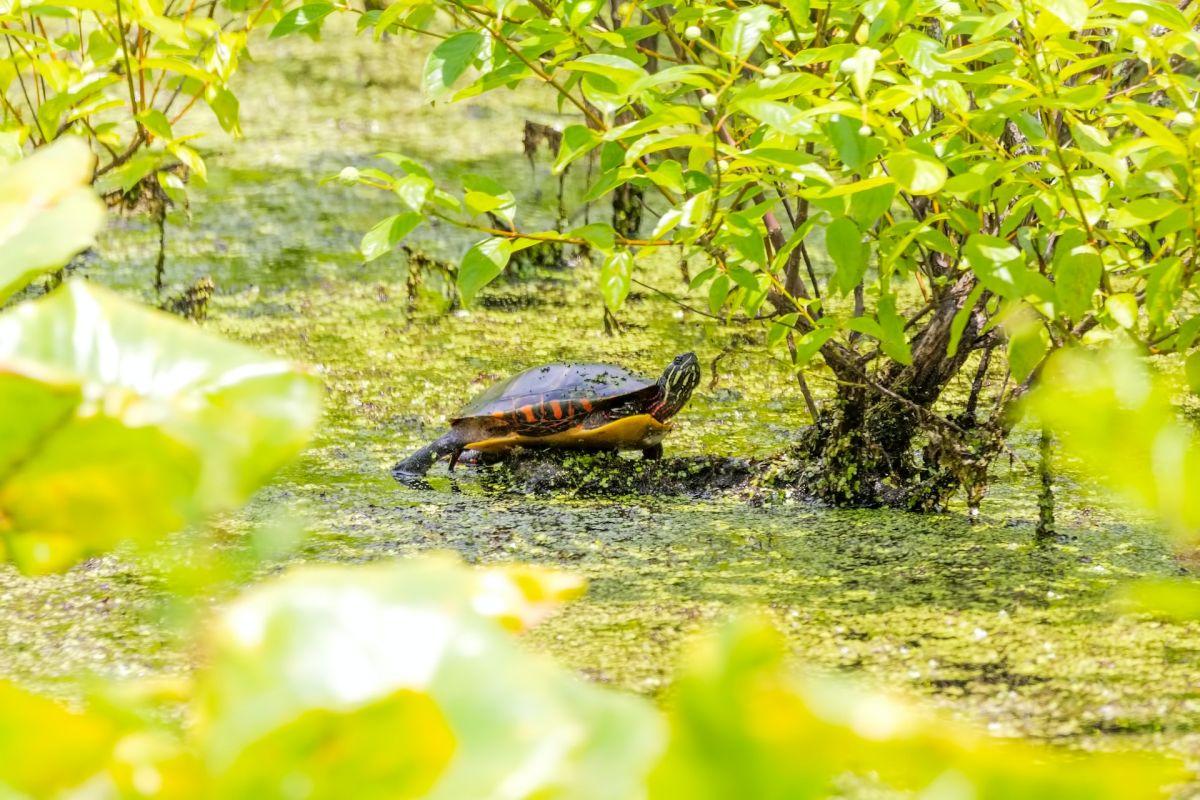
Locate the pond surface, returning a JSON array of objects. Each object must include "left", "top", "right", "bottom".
[{"left": 3, "top": 21, "right": 1199, "bottom": 789}]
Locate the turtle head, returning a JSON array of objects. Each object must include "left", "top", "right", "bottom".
[{"left": 651, "top": 352, "right": 701, "bottom": 421}]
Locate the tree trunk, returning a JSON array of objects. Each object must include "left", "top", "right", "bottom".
[
  {"left": 1036, "top": 427, "right": 1056, "bottom": 541},
  {"left": 611, "top": 183, "right": 643, "bottom": 239},
  {"left": 776, "top": 273, "right": 1008, "bottom": 511}
]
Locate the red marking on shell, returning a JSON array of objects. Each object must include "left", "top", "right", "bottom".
[
  {"left": 551, "top": 401, "right": 563, "bottom": 419},
  {"left": 522, "top": 406, "right": 536, "bottom": 423}
]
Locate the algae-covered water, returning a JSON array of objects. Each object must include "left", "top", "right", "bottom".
[{"left": 4, "top": 21, "right": 1200, "bottom": 786}]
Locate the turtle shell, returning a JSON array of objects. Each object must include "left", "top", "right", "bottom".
[{"left": 452, "top": 362, "right": 655, "bottom": 424}]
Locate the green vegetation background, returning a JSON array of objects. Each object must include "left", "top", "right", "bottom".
[{"left": 10, "top": 18, "right": 1199, "bottom": 775}]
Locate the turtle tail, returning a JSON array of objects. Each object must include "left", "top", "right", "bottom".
[{"left": 392, "top": 430, "right": 467, "bottom": 479}]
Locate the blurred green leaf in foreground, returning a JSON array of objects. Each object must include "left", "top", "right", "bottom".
[
  {"left": 0, "top": 138, "right": 104, "bottom": 304},
  {"left": 1028, "top": 345, "right": 1200, "bottom": 623},
  {"left": 1028, "top": 345, "right": 1200, "bottom": 543},
  {"left": 0, "top": 557, "right": 1184, "bottom": 799},
  {"left": 0, "top": 281, "right": 323, "bottom": 574},
  {"left": 651, "top": 617, "right": 1179, "bottom": 800},
  {"left": 0, "top": 558, "right": 661, "bottom": 799}
]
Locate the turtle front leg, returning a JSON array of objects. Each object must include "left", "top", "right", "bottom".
[
  {"left": 642, "top": 443, "right": 663, "bottom": 460},
  {"left": 392, "top": 430, "right": 468, "bottom": 479}
]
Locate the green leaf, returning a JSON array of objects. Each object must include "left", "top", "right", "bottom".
[
  {"left": 708, "top": 274, "right": 731, "bottom": 315},
  {"left": 361, "top": 212, "right": 422, "bottom": 262},
  {"left": 720, "top": 213, "right": 768, "bottom": 268},
  {"left": 1053, "top": 244, "right": 1102, "bottom": 323},
  {"left": 563, "top": 55, "right": 648, "bottom": 95},
  {"left": 721, "top": 6, "right": 776, "bottom": 61},
  {"left": 394, "top": 174, "right": 434, "bottom": 213},
  {"left": 767, "top": 313, "right": 800, "bottom": 348},
  {"left": 1028, "top": 346, "right": 1200, "bottom": 540},
  {"left": 205, "top": 86, "right": 241, "bottom": 135},
  {"left": 1187, "top": 351, "right": 1200, "bottom": 394},
  {"left": 947, "top": 283, "right": 985, "bottom": 358},
  {"left": 1106, "top": 292, "right": 1138, "bottom": 329},
  {"left": 462, "top": 173, "right": 516, "bottom": 227},
  {"left": 1145, "top": 257, "right": 1183, "bottom": 330},
  {"left": 423, "top": 31, "right": 483, "bottom": 97},
  {"left": 1109, "top": 198, "right": 1178, "bottom": 229},
  {"left": 199, "top": 559, "right": 662, "bottom": 800},
  {"left": 1176, "top": 316, "right": 1200, "bottom": 352},
  {"left": 849, "top": 181, "right": 896, "bottom": 228},
  {"left": 825, "top": 218, "right": 868, "bottom": 296},
  {"left": 886, "top": 150, "right": 947, "bottom": 196},
  {"left": 269, "top": 3, "right": 333, "bottom": 38},
  {"left": 1034, "top": 0, "right": 1089, "bottom": 30},
  {"left": 1006, "top": 313, "right": 1049, "bottom": 382},
  {"left": 600, "top": 251, "right": 633, "bottom": 311},
  {"left": 0, "top": 282, "right": 322, "bottom": 573},
  {"left": 894, "top": 31, "right": 943, "bottom": 77},
  {"left": 1118, "top": 579, "right": 1200, "bottom": 622},
  {"left": 171, "top": 143, "right": 208, "bottom": 183},
  {"left": 378, "top": 152, "right": 431, "bottom": 178},
  {"left": 458, "top": 238, "right": 511, "bottom": 306},
  {"left": 649, "top": 615, "right": 1177, "bottom": 799},
  {"left": 217, "top": 690, "right": 451, "bottom": 799},
  {"left": 825, "top": 114, "right": 880, "bottom": 170},
  {"left": 0, "top": 683, "right": 117, "bottom": 796},
  {"left": 843, "top": 46, "right": 880, "bottom": 99},
  {"left": 555, "top": 125, "right": 601, "bottom": 174},
  {"left": 565, "top": 0, "right": 602, "bottom": 28},
  {"left": 571, "top": 223, "right": 616, "bottom": 252},
  {"left": 963, "top": 234, "right": 1028, "bottom": 299},
  {"left": 876, "top": 295, "right": 912, "bottom": 365},
  {"left": 740, "top": 100, "right": 807, "bottom": 135},
  {"left": 791, "top": 327, "right": 837, "bottom": 366},
  {"left": 0, "top": 139, "right": 104, "bottom": 304},
  {"left": 135, "top": 108, "right": 174, "bottom": 140}
]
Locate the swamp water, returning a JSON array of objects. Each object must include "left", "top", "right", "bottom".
[{"left": 3, "top": 21, "right": 1199, "bottom": 785}]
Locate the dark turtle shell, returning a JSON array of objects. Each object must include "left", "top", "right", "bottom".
[{"left": 452, "top": 362, "right": 655, "bottom": 424}]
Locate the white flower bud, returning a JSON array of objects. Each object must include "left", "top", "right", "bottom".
[
  {"left": 1129, "top": 9, "right": 1148, "bottom": 24},
  {"left": 1176, "top": 110, "right": 1196, "bottom": 127},
  {"left": 684, "top": 25, "right": 702, "bottom": 40},
  {"left": 700, "top": 92, "right": 718, "bottom": 109},
  {"left": 858, "top": 124, "right": 872, "bottom": 136},
  {"left": 763, "top": 63, "right": 782, "bottom": 78},
  {"left": 338, "top": 166, "right": 360, "bottom": 183}
]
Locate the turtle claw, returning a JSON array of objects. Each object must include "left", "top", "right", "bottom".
[{"left": 391, "top": 467, "right": 432, "bottom": 489}]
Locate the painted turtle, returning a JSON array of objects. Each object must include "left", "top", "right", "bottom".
[{"left": 392, "top": 352, "right": 701, "bottom": 478}]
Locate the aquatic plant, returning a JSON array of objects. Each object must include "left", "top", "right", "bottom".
[
  {"left": 0, "top": 0, "right": 271, "bottom": 292},
  {"left": 294, "top": 0, "right": 1200, "bottom": 511}
]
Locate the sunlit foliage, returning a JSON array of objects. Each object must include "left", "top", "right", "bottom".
[{"left": 313, "top": 0, "right": 1200, "bottom": 506}]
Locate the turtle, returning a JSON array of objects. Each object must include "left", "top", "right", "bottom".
[{"left": 392, "top": 352, "right": 702, "bottom": 478}]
